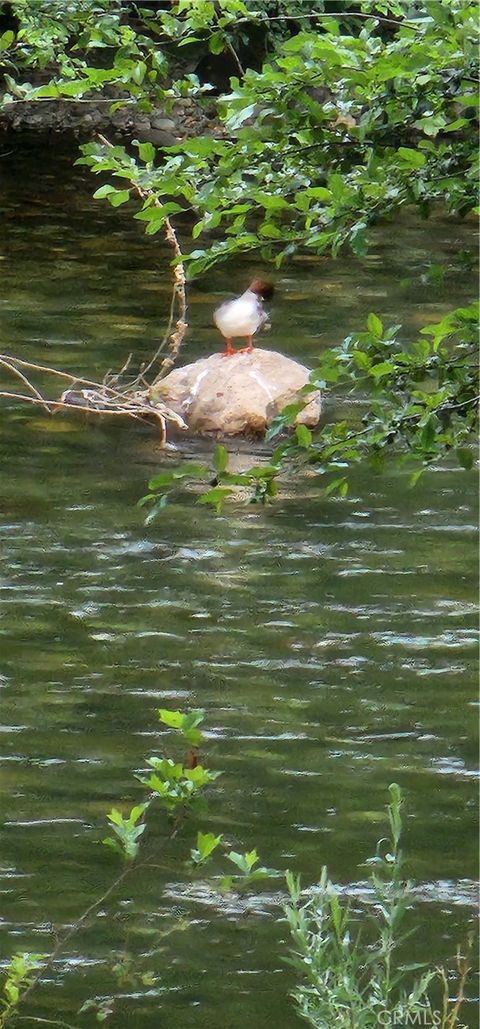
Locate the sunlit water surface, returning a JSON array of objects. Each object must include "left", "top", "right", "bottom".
[{"left": 0, "top": 137, "right": 478, "bottom": 1027}]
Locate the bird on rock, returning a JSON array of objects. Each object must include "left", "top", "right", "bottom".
[{"left": 213, "top": 278, "right": 274, "bottom": 357}]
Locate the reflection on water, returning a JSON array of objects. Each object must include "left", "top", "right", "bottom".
[{"left": 0, "top": 137, "right": 478, "bottom": 1028}]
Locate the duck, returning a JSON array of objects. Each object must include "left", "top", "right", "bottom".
[{"left": 213, "top": 278, "right": 274, "bottom": 356}]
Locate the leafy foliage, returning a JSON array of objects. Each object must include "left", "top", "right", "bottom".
[
  {"left": 0, "top": 953, "right": 46, "bottom": 1026},
  {"left": 103, "top": 802, "right": 148, "bottom": 862},
  {"left": 138, "top": 442, "right": 282, "bottom": 519},
  {"left": 0, "top": 716, "right": 474, "bottom": 1028},
  {"left": 1, "top": 1, "right": 477, "bottom": 275},
  {"left": 0, "top": 0, "right": 170, "bottom": 105},
  {"left": 68, "top": 0, "right": 479, "bottom": 275},
  {"left": 267, "top": 299, "right": 479, "bottom": 495},
  {"left": 139, "top": 304, "right": 478, "bottom": 518},
  {"left": 0, "top": 705, "right": 274, "bottom": 1026},
  {"left": 221, "top": 847, "right": 279, "bottom": 890},
  {"left": 190, "top": 829, "right": 223, "bottom": 867},
  {"left": 158, "top": 706, "right": 205, "bottom": 745},
  {"left": 285, "top": 784, "right": 474, "bottom": 1029},
  {"left": 137, "top": 754, "right": 221, "bottom": 813}
]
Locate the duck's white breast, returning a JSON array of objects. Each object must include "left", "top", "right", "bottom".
[{"left": 213, "top": 291, "right": 264, "bottom": 337}]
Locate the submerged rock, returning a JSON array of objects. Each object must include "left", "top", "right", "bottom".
[{"left": 149, "top": 348, "right": 321, "bottom": 436}]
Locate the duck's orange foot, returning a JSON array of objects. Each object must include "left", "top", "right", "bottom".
[
  {"left": 221, "top": 339, "right": 236, "bottom": 357},
  {"left": 238, "top": 335, "right": 254, "bottom": 354}
]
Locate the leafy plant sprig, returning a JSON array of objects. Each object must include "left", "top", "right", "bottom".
[
  {"left": 284, "top": 784, "right": 474, "bottom": 1029},
  {"left": 0, "top": 705, "right": 270, "bottom": 1026}
]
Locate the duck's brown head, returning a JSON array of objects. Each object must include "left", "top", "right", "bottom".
[{"left": 249, "top": 278, "right": 274, "bottom": 300}]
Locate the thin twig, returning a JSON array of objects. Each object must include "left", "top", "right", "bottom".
[
  {"left": 0, "top": 392, "right": 141, "bottom": 420},
  {"left": 213, "top": 5, "right": 245, "bottom": 78},
  {"left": 135, "top": 280, "right": 177, "bottom": 386},
  {"left": 0, "top": 356, "right": 186, "bottom": 442},
  {"left": 0, "top": 354, "right": 143, "bottom": 399},
  {"left": 3, "top": 97, "right": 136, "bottom": 105},
  {"left": 0, "top": 135, "right": 189, "bottom": 438},
  {"left": 9, "top": 806, "right": 190, "bottom": 1025},
  {"left": 96, "top": 133, "right": 187, "bottom": 379},
  {"left": 0, "top": 358, "right": 51, "bottom": 412},
  {"left": 17, "top": 1017, "right": 81, "bottom": 1029},
  {"left": 104, "top": 351, "right": 134, "bottom": 390},
  {"left": 223, "top": 36, "right": 245, "bottom": 77},
  {"left": 0, "top": 393, "right": 185, "bottom": 446},
  {"left": 236, "top": 11, "right": 415, "bottom": 29},
  {"left": 10, "top": 865, "right": 134, "bottom": 1020}
]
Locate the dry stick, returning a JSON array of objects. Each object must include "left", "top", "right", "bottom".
[
  {"left": 0, "top": 393, "right": 172, "bottom": 444},
  {"left": 135, "top": 280, "right": 177, "bottom": 387},
  {"left": 0, "top": 358, "right": 188, "bottom": 442},
  {"left": 17, "top": 1018, "right": 81, "bottom": 1029},
  {"left": 0, "top": 392, "right": 147, "bottom": 419},
  {"left": 0, "top": 357, "right": 51, "bottom": 412},
  {"left": 4, "top": 97, "right": 137, "bottom": 105},
  {"left": 96, "top": 133, "right": 187, "bottom": 381},
  {"left": 444, "top": 941, "right": 473, "bottom": 1029},
  {"left": 211, "top": 1, "right": 245, "bottom": 77},
  {"left": 223, "top": 37, "right": 245, "bottom": 78},
  {"left": 103, "top": 350, "right": 135, "bottom": 391},
  {"left": 0, "top": 354, "right": 147, "bottom": 401}
]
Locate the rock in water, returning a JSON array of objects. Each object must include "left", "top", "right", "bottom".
[{"left": 149, "top": 348, "right": 321, "bottom": 436}]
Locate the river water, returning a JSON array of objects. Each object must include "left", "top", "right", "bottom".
[{"left": 0, "top": 137, "right": 478, "bottom": 1027}]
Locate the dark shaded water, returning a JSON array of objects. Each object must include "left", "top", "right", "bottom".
[{"left": 0, "top": 137, "right": 478, "bottom": 1027}]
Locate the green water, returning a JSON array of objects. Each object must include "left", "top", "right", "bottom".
[{"left": 0, "top": 137, "right": 478, "bottom": 1027}]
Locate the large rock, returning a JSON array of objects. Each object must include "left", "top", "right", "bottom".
[{"left": 149, "top": 348, "right": 321, "bottom": 436}]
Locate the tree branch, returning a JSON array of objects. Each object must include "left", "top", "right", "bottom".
[{"left": 96, "top": 133, "right": 187, "bottom": 379}]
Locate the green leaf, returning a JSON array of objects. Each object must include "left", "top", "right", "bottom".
[
  {"left": 227, "top": 848, "right": 259, "bottom": 874},
  {"left": 414, "top": 113, "right": 446, "bottom": 137},
  {"left": 397, "top": 147, "right": 426, "bottom": 168},
  {"left": 350, "top": 221, "right": 368, "bottom": 257},
  {"left": 158, "top": 708, "right": 205, "bottom": 746},
  {"left": 227, "top": 103, "right": 256, "bottom": 130},
  {"left": 324, "top": 476, "right": 348, "bottom": 496},
  {"left": 213, "top": 444, "right": 228, "bottom": 474},
  {"left": 109, "top": 189, "right": 131, "bottom": 207},
  {"left": 370, "top": 361, "right": 395, "bottom": 378},
  {"left": 259, "top": 222, "right": 282, "bottom": 239},
  {"left": 148, "top": 471, "right": 177, "bottom": 489},
  {"left": 158, "top": 709, "right": 185, "bottom": 731},
  {"left": 197, "top": 486, "right": 233, "bottom": 512},
  {"left": 454, "top": 94, "right": 480, "bottom": 108},
  {"left": 306, "top": 187, "right": 332, "bottom": 202},
  {"left": 93, "top": 184, "right": 117, "bottom": 199},
  {"left": 173, "top": 462, "right": 209, "bottom": 479},
  {"left": 408, "top": 467, "right": 423, "bottom": 488},
  {"left": 0, "top": 30, "right": 15, "bottom": 50},
  {"left": 191, "top": 831, "right": 223, "bottom": 865},
  {"left": 444, "top": 118, "right": 470, "bottom": 132},
  {"left": 295, "top": 424, "right": 312, "bottom": 448},
  {"left": 131, "top": 61, "right": 147, "bottom": 85},
  {"left": 144, "top": 493, "right": 170, "bottom": 523},
  {"left": 456, "top": 447, "right": 474, "bottom": 470},
  {"left": 209, "top": 30, "right": 225, "bottom": 54},
  {"left": 367, "top": 313, "right": 383, "bottom": 337},
  {"left": 136, "top": 140, "right": 155, "bottom": 163}
]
